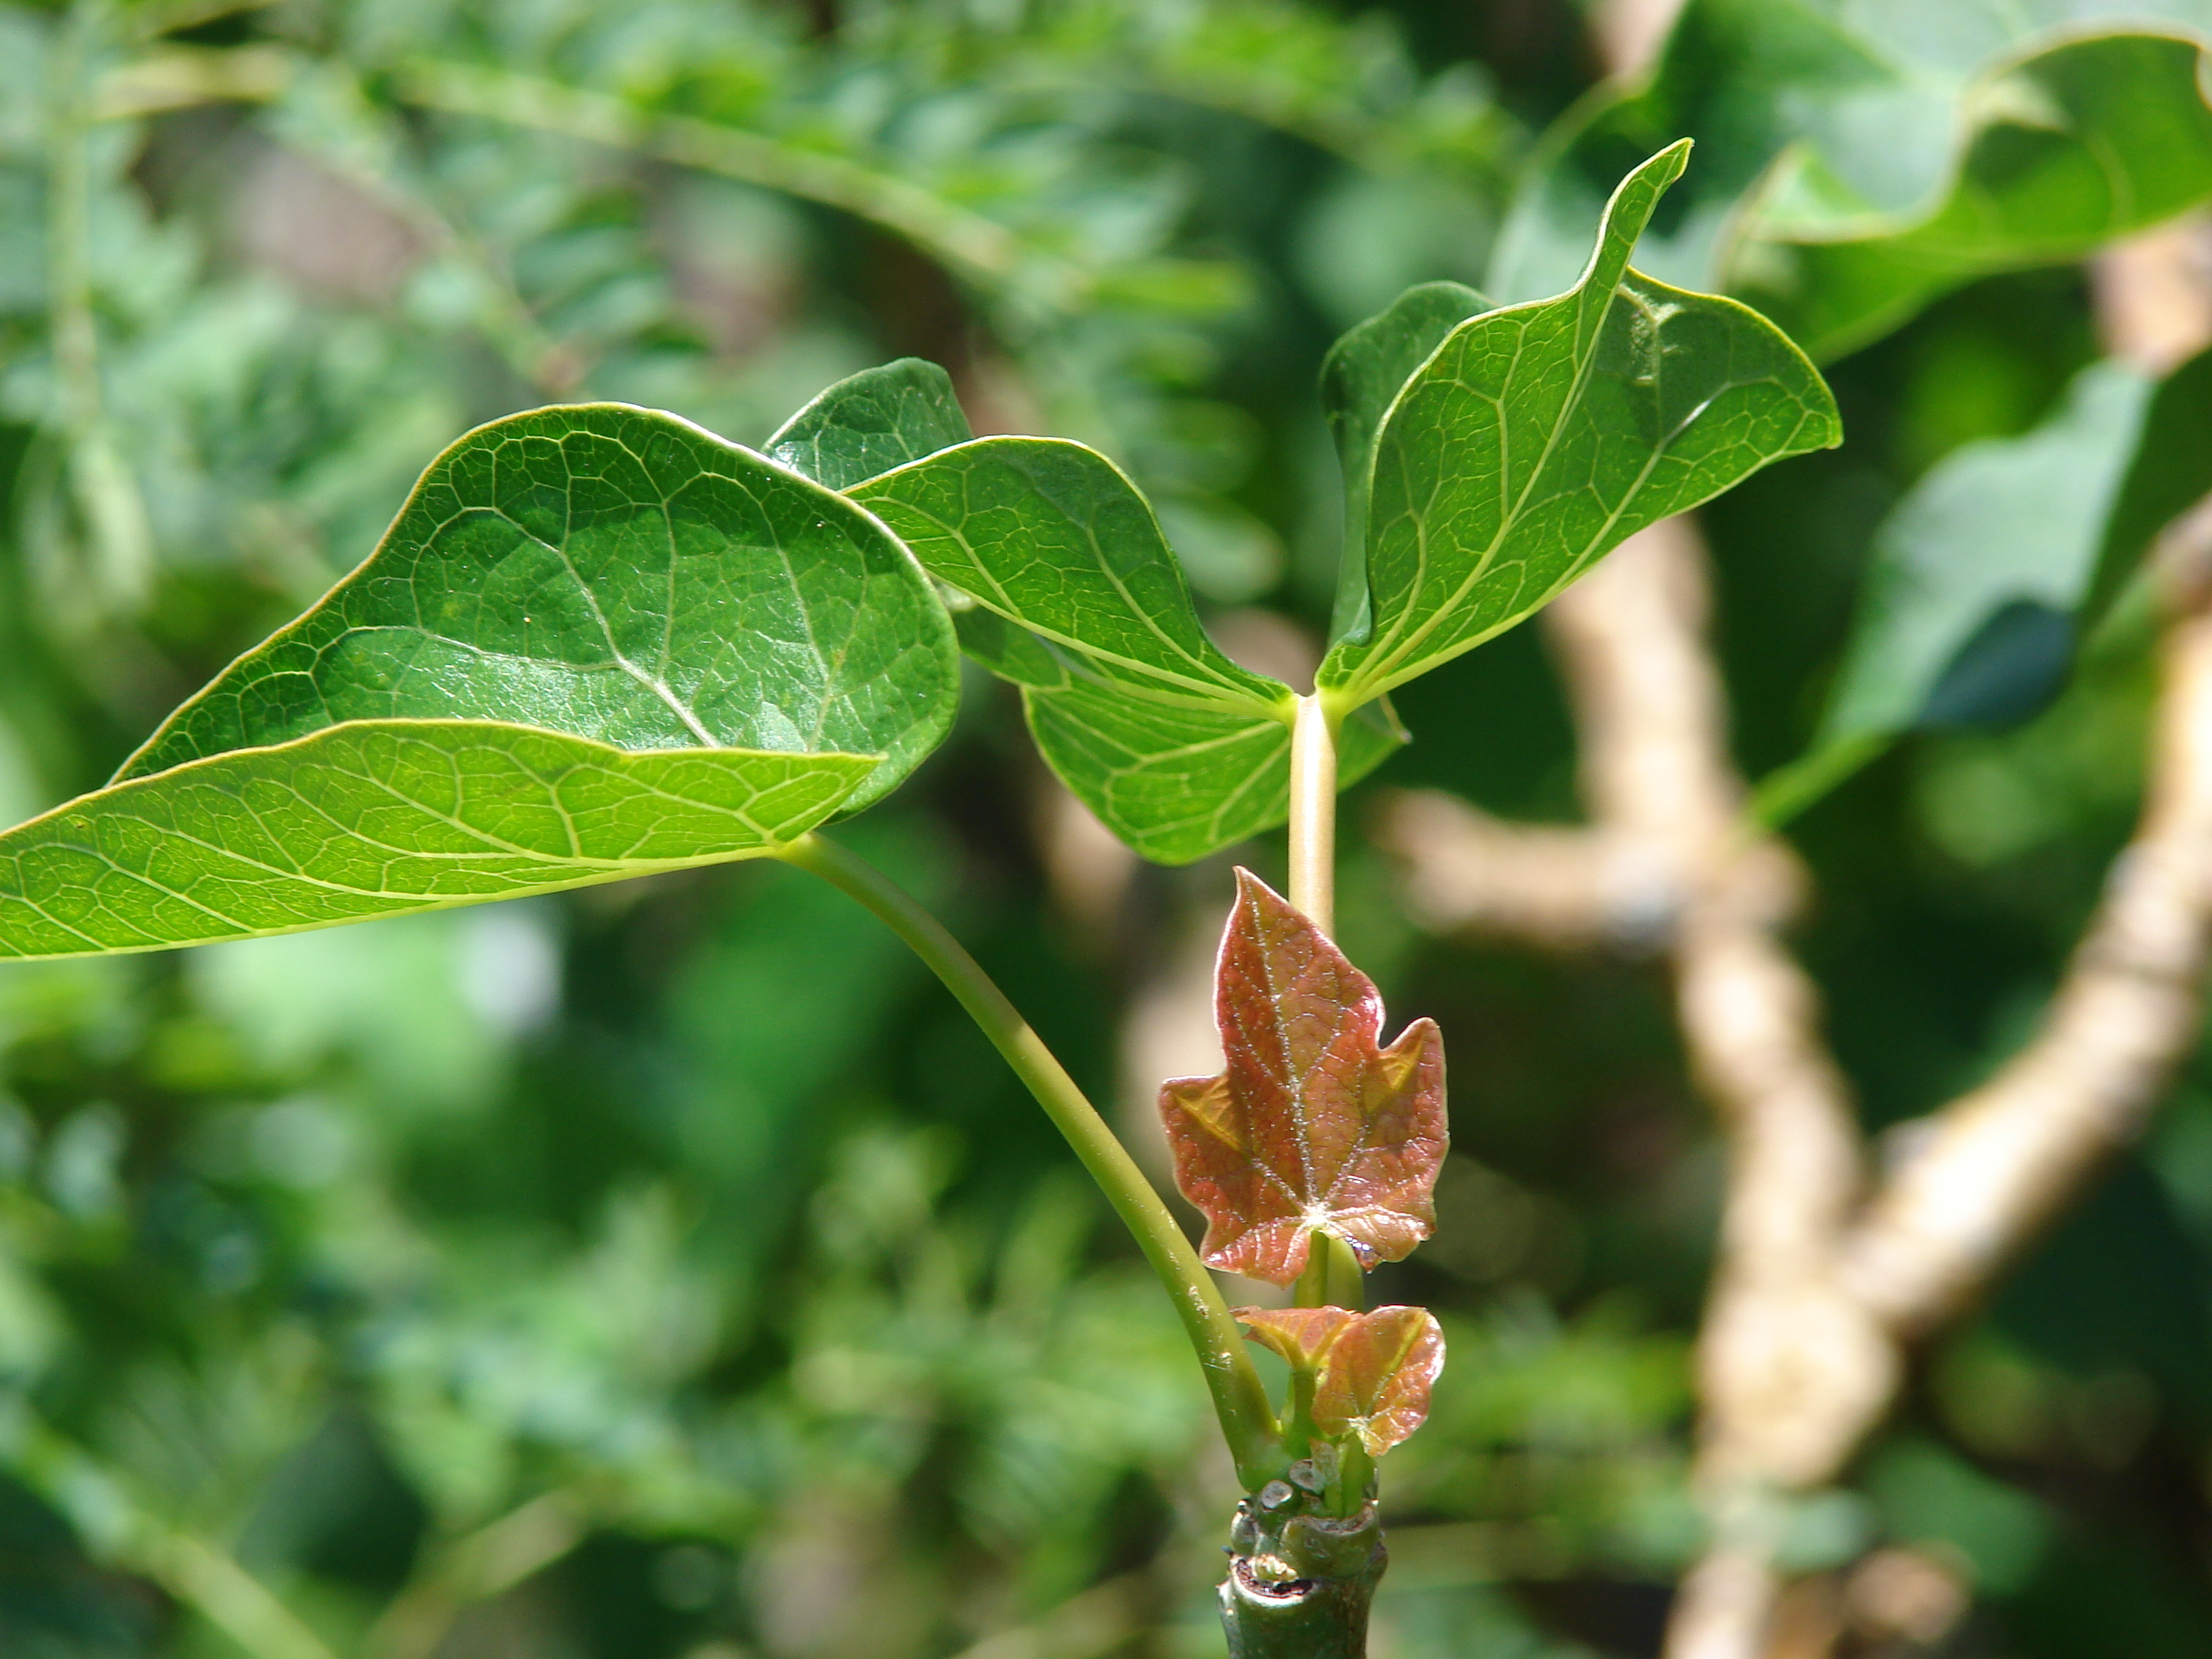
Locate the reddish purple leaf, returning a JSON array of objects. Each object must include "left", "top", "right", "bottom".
[
  {"left": 1236, "top": 1305, "right": 1446, "bottom": 1456},
  {"left": 1159, "top": 869, "right": 1446, "bottom": 1284}
]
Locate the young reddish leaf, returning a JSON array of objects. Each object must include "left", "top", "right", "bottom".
[
  {"left": 1159, "top": 869, "right": 1446, "bottom": 1284},
  {"left": 1309, "top": 1306, "right": 1444, "bottom": 1455},
  {"left": 1234, "top": 1305, "right": 1359, "bottom": 1373},
  {"left": 1234, "top": 1305, "right": 1445, "bottom": 1456}
]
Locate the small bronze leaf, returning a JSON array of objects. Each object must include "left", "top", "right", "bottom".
[
  {"left": 1235, "top": 1305, "right": 1445, "bottom": 1456},
  {"left": 1310, "top": 1305, "right": 1443, "bottom": 1456},
  {"left": 1160, "top": 869, "right": 1446, "bottom": 1284}
]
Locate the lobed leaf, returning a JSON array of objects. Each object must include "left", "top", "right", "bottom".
[
  {"left": 1159, "top": 869, "right": 1445, "bottom": 1284},
  {"left": 856, "top": 437, "right": 1404, "bottom": 862},
  {"left": 0, "top": 721, "right": 872, "bottom": 959},
  {"left": 1318, "top": 141, "right": 1841, "bottom": 705},
  {"left": 1492, "top": 5, "right": 2212, "bottom": 361},
  {"left": 765, "top": 357, "right": 976, "bottom": 491},
  {"left": 1235, "top": 1305, "right": 1445, "bottom": 1456}
]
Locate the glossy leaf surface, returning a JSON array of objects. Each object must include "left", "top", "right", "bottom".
[
  {"left": 857, "top": 438, "right": 1400, "bottom": 862},
  {"left": 0, "top": 722, "right": 872, "bottom": 958},
  {"left": 1235, "top": 1305, "right": 1445, "bottom": 1456},
  {"left": 765, "top": 357, "right": 976, "bottom": 491},
  {"left": 122, "top": 404, "right": 959, "bottom": 815},
  {"left": 1320, "top": 280, "right": 1491, "bottom": 646},
  {"left": 1159, "top": 870, "right": 1445, "bottom": 1284},
  {"left": 1493, "top": 5, "right": 2212, "bottom": 360},
  {"left": 1318, "top": 143, "right": 1841, "bottom": 704}
]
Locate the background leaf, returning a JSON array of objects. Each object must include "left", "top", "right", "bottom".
[
  {"left": 765, "top": 357, "right": 976, "bottom": 492},
  {"left": 120, "top": 402, "right": 961, "bottom": 814},
  {"left": 1318, "top": 141, "right": 1842, "bottom": 704},
  {"left": 1760, "top": 344, "right": 2212, "bottom": 822},
  {"left": 0, "top": 723, "right": 872, "bottom": 958},
  {"left": 1492, "top": 5, "right": 2212, "bottom": 359},
  {"left": 1159, "top": 869, "right": 1445, "bottom": 1284}
]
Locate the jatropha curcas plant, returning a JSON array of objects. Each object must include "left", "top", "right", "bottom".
[{"left": 0, "top": 144, "right": 1836, "bottom": 1655}]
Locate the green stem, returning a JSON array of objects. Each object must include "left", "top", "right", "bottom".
[
  {"left": 779, "top": 831, "right": 1283, "bottom": 1485},
  {"left": 1292, "top": 1236, "right": 1362, "bottom": 1310},
  {"left": 49, "top": 0, "right": 152, "bottom": 611}
]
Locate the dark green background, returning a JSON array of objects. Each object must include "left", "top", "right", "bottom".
[{"left": 0, "top": 2, "right": 2203, "bottom": 1655}]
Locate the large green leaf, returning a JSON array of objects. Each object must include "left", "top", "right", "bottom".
[
  {"left": 0, "top": 723, "right": 873, "bottom": 959},
  {"left": 1318, "top": 142, "right": 1841, "bottom": 705},
  {"left": 1493, "top": 3, "right": 2212, "bottom": 360},
  {"left": 855, "top": 436, "right": 1397, "bottom": 862},
  {"left": 765, "top": 357, "right": 976, "bottom": 491},
  {"left": 121, "top": 403, "right": 959, "bottom": 814},
  {"left": 0, "top": 401, "right": 961, "bottom": 958},
  {"left": 1319, "top": 280, "right": 1491, "bottom": 647},
  {"left": 1756, "top": 345, "right": 2212, "bottom": 822}
]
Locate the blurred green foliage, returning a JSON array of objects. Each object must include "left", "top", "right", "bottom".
[{"left": 0, "top": 2, "right": 2210, "bottom": 1657}]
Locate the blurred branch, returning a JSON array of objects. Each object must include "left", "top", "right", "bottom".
[
  {"left": 46, "top": 0, "right": 153, "bottom": 617},
  {"left": 9, "top": 1416, "right": 339, "bottom": 1659},
  {"left": 96, "top": 46, "right": 1074, "bottom": 308},
  {"left": 363, "top": 1489, "right": 590, "bottom": 1659},
  {"left": 1379, "top": 219, "right": 2212, "bottom": 1658}
]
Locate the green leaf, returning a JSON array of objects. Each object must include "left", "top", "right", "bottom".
[
  {"left": 121, "top": 403, "right": 959, "bottom": 815},
  {"left": 1494, "top": 5, "right": 2212, "bottom": 360},
  {"left": 1318, "top": 141, "right": 1841, "bottom": 705},
  {"left": 0, "top": 721, "right": 874, "bottom": 959},
  {"left": 1822, "top": 362, "right": 2152, "bottom": 745},
  {"left": 856, "top": 436, "right": 1385, "bottom": 862},
  {"left": 1320, "top": 280, "right": 1492, "bottom": 647},
  {"left": 765, "top": 357, "right": 976, "bottom": 491},
  {"left": 1757, "top": 346, "right": 2212, "bottom": 822}
]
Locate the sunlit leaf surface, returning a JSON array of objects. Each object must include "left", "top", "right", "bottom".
[
  {"left": 766, "top": 357, "right": 976, "bottom": 491},
  {"left": 858, "top": 438, "right": 1370, "bottom": 862},
  {"left": 1235, "top": 1304, "right": 1445, "bottom": 1455},
  {"left": 122, "top": 403, "right": 958, "bottom": 814},
  {"left": 0, "top": 722, "right": 873, "bottom": 958},
  {"left": 1317, "top": 141, "right": 1841, "bottom": 704},
  {"left": 1159, "top": 870, "right": 1445, "bottom": 1284}
]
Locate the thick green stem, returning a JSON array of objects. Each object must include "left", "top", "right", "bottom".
[
  {"left": 1288, "top": 694, "right": 1339, "bottom": 936},
  {"left": 1221, "top": 1490, "right": 1385, "bottom": 1659},
  {"left": 779, "top": 832, "right": 1283, "bottom": 1485}
]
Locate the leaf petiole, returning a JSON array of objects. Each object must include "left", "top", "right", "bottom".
[
  {"left": 778, "top": 831, "right": 1286, "bottom": 1486},
  {"left": 1288, "top": 693, "right": 1340, "bottom": 936}
]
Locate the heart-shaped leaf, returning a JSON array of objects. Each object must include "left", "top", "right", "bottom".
[
  {"left": 0, "top": 723, "right": 873, "bottom": 958},
  {"left": 765, "top": 357, "right": 976, "bottom": 490},
  {"left": 1493, "top": 8, "right": 2212, "bottom": 360},
  {"left": 121, "top": 403, "right": 958, "bottom": 814},
  {"left": 1159, "top": 869, "right": 1445, "bottom": 1284},
  {"left": 1320, "top": 280, "right": 1492, "bottom": 647},
  {"left": 1236, "top": 1305, "right": 1445, "bottom": 1456},
  {"left": 0, "top": 401, "right": 960, "bottom": 958},
  {"left": 1317, "top": 141, "right": 1841, "bottom": 706},
  {"left": 855, "top": 438, "right": 1404, "bottom": 862}
]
